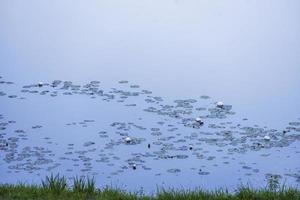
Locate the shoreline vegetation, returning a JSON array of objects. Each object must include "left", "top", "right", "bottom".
[{"left": 0, "top": 174, "right": 299, "bottom": 200}]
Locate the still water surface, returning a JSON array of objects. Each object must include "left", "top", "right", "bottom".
[{"left": 0, "top": 0, "right": 300, "bottom": 193}]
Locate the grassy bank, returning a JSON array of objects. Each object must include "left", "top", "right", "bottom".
[{"left": 0, "top": 174, "right": 299, "bottom": 200}]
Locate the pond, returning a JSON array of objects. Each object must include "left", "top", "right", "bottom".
[{"left": 0, "top": 0, "right": 300, "bottom": 193}]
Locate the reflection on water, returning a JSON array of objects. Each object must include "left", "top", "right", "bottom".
[
  {"left": 0, "top": 77, "right": 299, "bottom": 192},
  {"left": 0, "top": 0, "right": 300, "bottom": 192}
]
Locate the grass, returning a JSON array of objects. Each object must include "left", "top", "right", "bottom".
[
  {"left": 72, "top": 176, "right": 96, "bottom": 194},
  {"left": 0, "top": 174, "right": 299, "bottom": 200},
  {"left": 41, "top": 174, "right": 67, "bottom": 194}
]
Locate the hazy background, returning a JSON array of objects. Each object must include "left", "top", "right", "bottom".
[{"left": 1, "top": 0, "right": 300, "bottom": 127}]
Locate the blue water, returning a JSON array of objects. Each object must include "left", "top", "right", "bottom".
[{"left": 0, "top": 0, "right": 300, "bottom": 193}]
